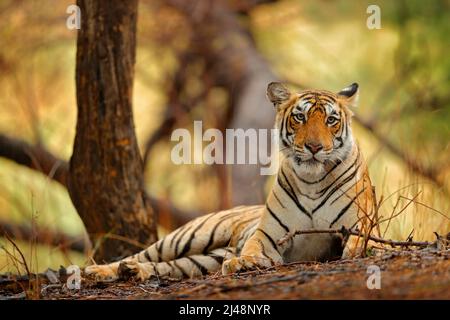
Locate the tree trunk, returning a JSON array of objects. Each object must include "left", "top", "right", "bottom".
[{"left": 69, "top": 0, "right": 157, "bottom": 262}]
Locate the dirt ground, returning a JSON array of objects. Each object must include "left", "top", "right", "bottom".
[{"left": 0, "top": 248, "right": 448, "bottom": 300}]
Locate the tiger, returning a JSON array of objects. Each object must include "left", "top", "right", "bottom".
[{"left": 84, "top": 82, "right": 376, "bottom": 281}]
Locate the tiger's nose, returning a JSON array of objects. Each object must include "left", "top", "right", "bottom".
[{"left": 305, "top": 143, "right": 323, "bottom": 154}]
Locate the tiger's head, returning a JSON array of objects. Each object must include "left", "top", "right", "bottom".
[{"left": 267, "top": 82, "right": 359, "bottom": 171}]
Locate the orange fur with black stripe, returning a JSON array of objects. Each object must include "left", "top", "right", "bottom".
[{"left": 85, "top": 82, "right": 376, "bottom": 281}]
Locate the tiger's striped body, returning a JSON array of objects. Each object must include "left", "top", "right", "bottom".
[
  {"left": 85, "top": 206, "right": 263, "bottom": 280},
  {"left": 85, "top": 82, "right": 375, "bottom": 281}
]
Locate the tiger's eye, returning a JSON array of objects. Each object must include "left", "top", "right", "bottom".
[
  {"left": 293, "top": 114, "right": 305, "bottom": 123},
  {"left": 326, "top": 117, "right": 338, "bottom": 125}
]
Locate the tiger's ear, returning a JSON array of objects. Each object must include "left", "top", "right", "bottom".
[
  {"left": 267, "top": 82, "right": 291, "bottom": 107},
  {"left": 337, "top": 83, "right": 359, "bottom": 108}
]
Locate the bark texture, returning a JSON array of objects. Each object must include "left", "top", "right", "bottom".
[{"left": 69, "top": 0, "right": 157, "bottom": 262}]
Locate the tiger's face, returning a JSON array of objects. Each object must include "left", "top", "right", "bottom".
[{"left": 267, "top": 82, "right": 359, "bottom": 170}]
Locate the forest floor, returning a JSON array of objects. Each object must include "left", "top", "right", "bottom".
[{"left": 0, "top": 248, "right": 449, "bottom": 300}]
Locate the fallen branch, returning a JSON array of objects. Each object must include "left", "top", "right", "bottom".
[
  {"left": 0, "top": 220, "right": 88, "bottom": 253},
  {"left": 277, "top": 227, "right": 432, "bottom": 248},
  {"left": 0, "top": 133, "right": 198, "bottom": 232},
  {"left": 0, "top": 133, "right": 68, "bottom": 186}
]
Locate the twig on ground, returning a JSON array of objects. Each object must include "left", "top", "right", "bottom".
[{"left": 277, "top": 227, "right": 432, "bottom": 248}]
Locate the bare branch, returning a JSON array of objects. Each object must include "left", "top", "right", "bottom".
[
  {"left": 0, "top": 220, "right": 88, "bottom": 253},
  {"left": 0, "top": 132, "right": 197, "bottom": 235},
  {"left": 278, "top": 227, "right": 432, "bottom": 248},
  {"left": 0, "top": 133, "right": 68, "bottom": 187},
  {"left": 353, "top": 114, "right": 445, "bottom": 191}
]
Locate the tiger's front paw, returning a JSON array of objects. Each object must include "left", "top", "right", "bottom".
[
  {"left": 84, "top": 264, "right": 119, "bottom": 282},
  {"left": 222, "top": 255, "right": 273, "bottom": 275},
  {"left": 117, "top": 260, "right": 154, "bottom": 282}
]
